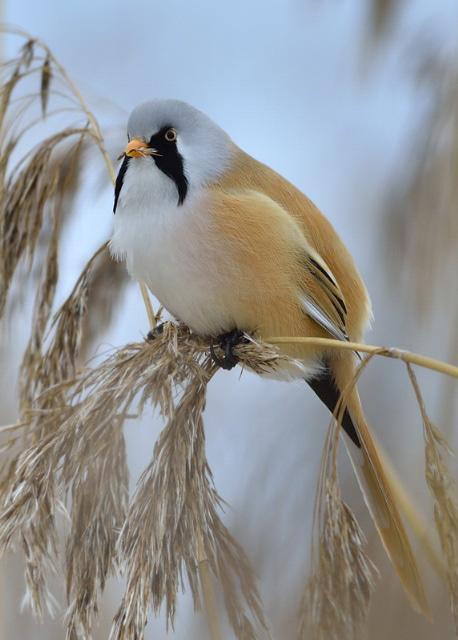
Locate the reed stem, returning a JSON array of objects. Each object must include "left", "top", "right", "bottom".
[
  {"left": 197, "top": 536, "right": 225, "bottom": 640},
  {"left": 264, "top": 337, "right": 458, "bottom": 379}
]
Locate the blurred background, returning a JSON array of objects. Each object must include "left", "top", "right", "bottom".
[{"left": 0, "top": 0, "right": 457, "bottom": 638}]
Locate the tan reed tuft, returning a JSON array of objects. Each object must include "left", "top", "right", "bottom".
[
  {"left": 407, "top": 364, "right": 458, "bottom": 634},
  {"left": 300, "top": 482, "right": 377, "bottom": 640},
  {"left": 299, "top": 354, "right": 379, "bottom": 640},
  {"left": 0, "top": 324, "right": 284, "bottom": 639},
  {"left": 80, "top": 251, "right": 129, "bottom": 358}
]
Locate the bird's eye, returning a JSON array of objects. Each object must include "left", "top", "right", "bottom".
[{"left": 165, "top": 128, "right": 177, "bottom": 142}]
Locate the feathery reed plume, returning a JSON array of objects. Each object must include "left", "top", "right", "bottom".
[
  {"left": 19, "top": 243, "right": 108, "bottom": 421},
  {"left": 0, "top": 126, "right": 88, "bottom": 316},
  {"left": 2, "top": 317, "right": 458, "bottom": 637},
  {"left": 2, "top": 26, "right": 458, "bottom": 640},
  {"left": 18, "top": 135, "right": 85, "bottom": 405},
  {"left": 407, "top": 363, "right": 458, "bottom": 634},
  {"left": 385, "top": 58, "right": 458, "bottom": 312},
  {"left": 19, "top": 204, "right": 60, "bottom": 410},
  {"left": 12, "top": 241, "right": 109, "bottom": 622},
  {"left": 363, "top": 3, "right": 458, "bottom": 447},
  {"left": 300, "top": 355, "right": 378, "bottom": 640},
  {"left": 80, "top": 251, "right": 129, "bottom": 358},
  {"left": 0, "top": 28, "right": 123, "bottom": 345},
  {"left": 0, "top": 31, "right": 113, "bottom": 412},
  {"left": 0, "top": 35, "right": 86, "bottom": 306},
  {"left": 301, "top": 482, "right": 377, "bottom": 640},
  {"left": 0, "top": 324, "right": 291, "bottom": 638},
  {"left": 64, "top": 420, "right": 129, "bottom": 639}
]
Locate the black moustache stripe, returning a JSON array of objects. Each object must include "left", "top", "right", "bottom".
[
  {"left": 112, "top": 126, "right": 189, "bottom": 212},
  {"left": 113, "top": 155, "right": 130, "bottom": 214},
  {"left": 153, "top": 153, "right": 188, "bottom": 205},
  {"left": 149, "top": 126, "right": 188, "bottom": 205}
]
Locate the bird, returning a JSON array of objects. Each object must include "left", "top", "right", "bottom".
[{"left": 110, "top": 98, "right": 428, "bottom": 614}]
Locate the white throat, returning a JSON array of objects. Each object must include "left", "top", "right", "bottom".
[{"left": 110, "top": 156, "right": 233, "bottom": 334}]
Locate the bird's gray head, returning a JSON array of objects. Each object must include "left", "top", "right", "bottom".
[{"left": 114, "top": 99, "right": 233, "bottom": 212}]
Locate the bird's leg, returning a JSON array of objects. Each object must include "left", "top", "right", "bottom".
[
  {"left": 210, "top": 329, "right": 247, "bottom": 370},
  {"left": 146, "top": 323, "right": 165, "bottom": 341}
]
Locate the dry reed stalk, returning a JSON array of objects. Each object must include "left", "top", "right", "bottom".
[
  {"left": 0, "top": 46, "right": 104, "bottom": 612},
  {"left": 2, "top": 314, "right": 458, "bottom": 638},
  {"left": 299, "top": 354, "right": 379, "bottom": 640},
  {"left": 197, "top": 533, "right": 225, "bottom": 640},
  {"left": 0, "top": 324, "right": 285, "bottom": 639},
  {"left": 300, "top": 346, "right": 457, "bottom": 638},
  {"left": 407, "top": 363, "right": 458, "bottom": 634},
  {"left": 383, "top": 55, "right": 458, "bottom": 313},
  {"left": 375, "top": 445, "right": 445, "bottom": 578},
  {"left": 80, "top": 251, "right": 129, "bottom": 358},
  {"left": 0, "top": 125, "right": 89, "bottom": 315},
  {"left": 2, "top": 25, "right": 458, "bottom": 640},
  {"left": 0, "top": 28, "right": 127, "bottom": 340},
  {"left": 139, "top": 281, "right": 157, "bottom": 331},
  {"left": 301, "top": 484, "right": 377, "bottom": 640},
  {"left": 3, "top": 239, "right": 110, "bottom": 626},
  {"left": 265, "top": 337, "right": 458, "bottom": 379},
  {"left": 364, "top": 3, "right": 458, "bottom": 446},
  {"left": 439, "top": 303, "right": 458, "bottom": 439}
]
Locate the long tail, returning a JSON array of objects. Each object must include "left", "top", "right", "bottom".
[{"left": 308, "top": 357, "right": 430, "bottom": 618}]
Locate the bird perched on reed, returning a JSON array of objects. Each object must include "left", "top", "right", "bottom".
[{"left": 110, "top": 99, "right": 428, "bottom": 615}]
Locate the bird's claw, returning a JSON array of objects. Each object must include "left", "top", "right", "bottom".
[
  {"left": 210, "top": 329, "right": 247, "bottom": 370},
  {"left": 146, "top": 323, "right": 165, "bottom": 341}
]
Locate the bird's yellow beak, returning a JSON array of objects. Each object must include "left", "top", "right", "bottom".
[
  {"left": 125, "top": 138, "right": 148, "bottom": 158},
  {"left": 124, "top": 138, "right": 161, "bottom": 158}
]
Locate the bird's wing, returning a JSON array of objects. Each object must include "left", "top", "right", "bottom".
[
  {"left": 210, "top": 186, "right": 350, "bottom": 341},
  {"left": 214, "top": 147, "right": 373, "bottom": 340},
  {"left": 299, "top": 250, "right": 349, "bottom": 341}
]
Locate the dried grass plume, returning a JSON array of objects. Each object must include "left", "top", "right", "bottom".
[{"left": 1, "top": 25, "right": 458, "bottom": 640}]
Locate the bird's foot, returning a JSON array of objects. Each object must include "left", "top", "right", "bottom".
[
  {"left": 210, "top": 329, "right": 248, "bottom": 370},
  {"left": 146, "top": 323, "right": 165, "bottom": 341}
]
